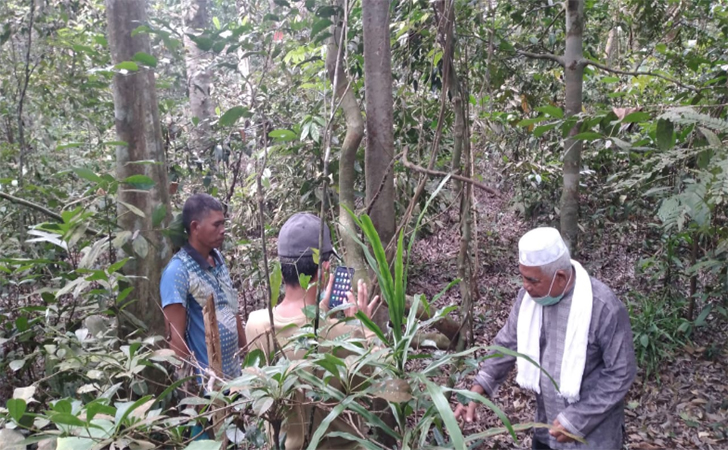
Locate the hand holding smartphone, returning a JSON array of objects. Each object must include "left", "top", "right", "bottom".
[{"left": 329, "top": 266, "right": 355, "bottom": 309}]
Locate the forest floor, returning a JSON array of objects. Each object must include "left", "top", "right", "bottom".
[{"left": 406, "top": 187, "right": 728, "bottom": 450}]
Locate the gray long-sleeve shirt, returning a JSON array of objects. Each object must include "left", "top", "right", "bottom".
[{"left": 474, "top": 276, "right": 637, "bottom": 450}]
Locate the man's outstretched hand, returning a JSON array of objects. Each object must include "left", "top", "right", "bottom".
[
  {"left": 454, "top": 401, "right": 479, "bottom": 424},
  {"left": 549, "top": 418, "right": 576, "bottom": 443},
  {"left": 344, "top": 279, "right": 380, "bottom": 319},
  {"left": 453, "top": 384, "right": 486, "bottom": 427}
]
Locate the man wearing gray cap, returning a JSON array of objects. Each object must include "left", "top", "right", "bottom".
[
  {"left": 245, "top": 212, "right": 379, "bottom": 450},
  {"left": 454, "top": 227, "right": 636, "bottom": 449}
]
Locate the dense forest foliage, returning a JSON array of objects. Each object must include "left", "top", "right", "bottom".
[{"left": 0, "top": 0, "right": 726, "bottom": 448}]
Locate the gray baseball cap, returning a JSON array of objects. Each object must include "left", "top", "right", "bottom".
[{"left": 277, "top": 212, "right": 336, "bottom": 259}]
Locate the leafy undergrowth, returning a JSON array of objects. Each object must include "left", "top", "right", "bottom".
[{"left": 407, "top": 189, "right": 728, "bottom": 449}]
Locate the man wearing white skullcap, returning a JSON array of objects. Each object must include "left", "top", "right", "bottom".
[{"left": 454, "top": 227, "right": 636, "bottom": 449}]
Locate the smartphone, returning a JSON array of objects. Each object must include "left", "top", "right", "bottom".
[{"left": 329, "top": 266, "right": 355, "bottom": 309}]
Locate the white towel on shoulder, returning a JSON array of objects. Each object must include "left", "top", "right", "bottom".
[{"left": 516, "top": 260, "right": 592, "bottom": 404}]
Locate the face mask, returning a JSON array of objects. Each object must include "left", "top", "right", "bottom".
[{"left": 532, "top": 269, "right": 572, "bottom": 306}]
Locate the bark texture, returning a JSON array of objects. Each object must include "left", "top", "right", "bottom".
[
  {"left": 326, "top": 10, "right": 368, "bottom": 283},
  {"left": 106, "top": 0, "right": 172, "bottom": 336},
  {"left": 559, "top": 0, "right": 584, "bottom": 253},
  {"left": 362, "top": 0, "right": 396, "bottom": 246},
  {"left": 183, "top": 0, "right": 213, "bottom": 159}
]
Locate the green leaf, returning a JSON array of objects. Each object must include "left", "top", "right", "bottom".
[
  {"left": 152, "top": 204, "right": 167, "bottom": 228},
  {"left": 533, "top": 123, "right": 558, "bottom": 137},
  {"left": 132, "top": 52, "right": 157, "bottom": 67},
  {"left": 306, "top": 399, "right": 351, "bottom": 450},
  {"left": 622, "top": 112, "right": 651, "bottom": 123},
  {"left": 57, "top": 437, "right": 94, "bottom": 450},
  {"left": 115, "top": 61, "right": 139, "bottom": 71},
  {"left": 354, "top": 311, "right": 388, "bottom": 344},
  {"left": 656, "top": 119, "right": 674, "bottom": 150},
  {"left": 182, "top": 442, "right": 222, "bottom": 450},
  {"left": 132, "top": 235, "right": 149, "bottom": 258},
  {"left": 268, "top": 129, "right": 298, "bottom": 141},
  {"left": 423, "top": 379, "right": 465, "bottom": 449},
  {"left": 640, "top": 334, "right": 649, "bottom": 348},
  {"left": 7, "top": 398, "right": 26, "bottom": 422},
  {"left": 655, "top": 43, "right": 667, "bottom": 54},
  {"left": 535, "top": 106, "right": 563, "bottom": 118},
  {"left": 212, "top": 17, "right": 221, "bottom": 30},
  {"left": 694, "top": 304, "right": 713, "bottom": 327},
  {"left": 572, "top": 132, "right": 603, "bottom": 141},
  {"left": 311, "top": 19, "right": 332, "bottom": 39},
  {"left": 219, "top": 106, "right": 251, "bottom": 127},
  {"left": 56, "top": 142, "right": 84, "bottom": 150},
  {"left": 119, "top": 200, "right": 146, "bottom": 218},
  {"left": 50, "top": 412, "right": 87, "bottom": 427},
  {"left": 189, "top": 35, "right": 214, "bottom": 51},
  {"left": 73, "top": 167, "right": 102, "bottom": 183},
  {"left": 517, "top": 116, "right": 546, "bottom": 127},
  {"left": 123, "top": 174, "right": 155, "bottom": 190},
  {"left": 270, "top": 261, "right": 282, "bottom": 307},
  {"left": 115, "top": 395, "right": 153, "bottom": 430}
]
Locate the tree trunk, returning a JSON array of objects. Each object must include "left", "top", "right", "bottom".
[
  {"left": 559, "top": 0, "right": 584, "bottom": 253},
  {"left": 106, "top": 0, "right": 173, "bottom": 336},
  {"left": 362, "top": 0, "right": 395, "bottom": 247},
  {"left": 326, "top": 6, "right": 368, "bottom": 284},
  {"left": 183, "top": 0, "right": 213, "bottom": 161}
]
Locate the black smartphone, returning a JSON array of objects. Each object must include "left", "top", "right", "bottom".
[{"left": 329, "top": 266, "right": 355, "bottom": 309}]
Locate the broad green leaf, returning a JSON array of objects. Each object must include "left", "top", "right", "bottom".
[
  {"left": 305, "top": 399, "right": 351, "bottom": 450},
  {"left": 73, "top": 167, "right": 102, "bottom": 183},
  {"left": 270, "top": 261, "right": 282, "bottom": 307},
  {"left": 517, "top": 116, "right": 546, "bottom": 127},
  {"left": 132, "top": 52, "right": 157, "bottom": 67},
  {"left": 132, "top": 235, "right": 149, "bottom": 258},
  {"left": 57, "top": 437, "right": 94, "bottom": 450},
  {"left": 656, "top": 119, "right": 674, "bottom": 150},
  {"left": 189, "top": 35, "right": 214, "bottom": 51},
  {"left": 182, "top": 442, "right": 222, "bottom": 450},
  {"left": 311, "top": 19, "right": 332, "bottom": 38},
  {"left": 219, "top": 106, "right": 251, "bottom": 127},
  {"left": 7, "top": 398, "right": 26, "bottom": 421},
  {"left": 699, "top": 126, "right": 722, "bottom": 148},
  {"left": 533, "top": 123, "right": 558, "bottom": 137},
  {"left": 115, "top": 61, "right": 139, "bottom": 71},
  {"left": 152, "top": 204, "right": 167, "bottom": 227},
  {"left": 123, "top": 174, "right": 155, "bottom": 190},
  {"left": 119, "top": 200, "right": 146, "bottom": 218},
  {"left": 622, "top": 112, "right": 651, "bottom": 123},
  {"left": 212, "top": 17, "right": 221, "bottom": 30},
  {"left": 115, "top": 395, "right": 153, "bottom": 430},
  {"left": 572, "top": 132, "right": 603, "bottom": 141},
  {"left": 354, "top": 311, "right": 388, "bottom": 344},
  {"left": 268, "top": 129, "right": 298, "bottom": 141},
  {"left": 50, "top": 412, "right": 87, "bottom": 427},
  {"left": 9, "top": 359, "right": 25, "bottom": 371},
  {"left": 535, "top": 105, "right": 563, "bottom": 118},
  {"left": 423, "top": 379, "right": 465, "bottom": 449}
]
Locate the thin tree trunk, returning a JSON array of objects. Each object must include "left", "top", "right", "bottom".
[
  {"left": 106, "top": 0, "right": 173, "bottom": 336},
  {"left": 559, "top": 0, "right": 585, "bottom": 253},
  {"left": 183, "top": 0, "right": 213, "bottom": 161},
  {"left": 326, "top": 4, "right": 368, "bottom": 282},
  {"left": 362, "top": 0, "right": 396, "bottom": 247}
]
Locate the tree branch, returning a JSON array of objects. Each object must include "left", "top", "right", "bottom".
[
  {"left": 401, "top": 147, "right": 500, "bottom": 197},
  {"left": 581, "top": 58, "right": 698, "bottom": 92},
  {"left": 0, "top": 191, "right": 101, "bottom": 236},
  {"left": 517, "top": 49, "right": 565, "bottom": 66}
]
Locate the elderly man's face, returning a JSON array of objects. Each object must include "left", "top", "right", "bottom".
[
  {"left": 190, "top": 209, "right": 226, "bottom": 249},
  {"left": 518, "top": 264, "right": 570, "bottom": 299}
]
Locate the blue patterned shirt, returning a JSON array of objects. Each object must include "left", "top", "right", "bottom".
[{"left": 160, "top": 244, "right": 241, "bottom": 378}]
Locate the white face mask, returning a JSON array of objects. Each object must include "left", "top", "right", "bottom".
[{"left": 531, "top": 269, "right": 572, "bottom": 306}]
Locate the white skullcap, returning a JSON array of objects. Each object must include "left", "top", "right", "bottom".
[{"left": 518, "top": 227, "right": 567, "bottom": 266}]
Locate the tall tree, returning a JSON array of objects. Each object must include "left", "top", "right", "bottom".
[
  {"left": 326, "top": 4, "right": 368, "bottom": 283},
  {"left": 106, "top": 0, "right": 172, "bottom": 335},
  {"left": 559, "top": 0, "right": 585, "bottom": 252},
  {"left": 362, "top": 0, "right": 395, "bottom": 246},
  {"left": 183, "top": 0, "right": 213, "bottom": 160}
]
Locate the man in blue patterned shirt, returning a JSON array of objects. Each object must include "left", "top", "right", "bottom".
[{"left": 161, "top": 194, "right": 246, "bottom": 380}]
